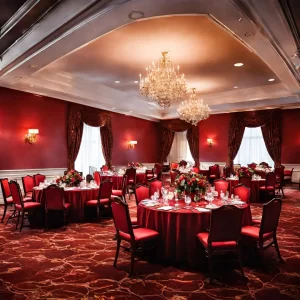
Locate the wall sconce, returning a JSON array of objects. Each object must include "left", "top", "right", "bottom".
[
  {"left": 128, "top": 140, "right": 137, "bottom": 149},
  {"left": 207, "top": 138, "right": 213, "bottom": 147},
  {"left": 25, "top": 129, "right": 39, "bottom": 144}
]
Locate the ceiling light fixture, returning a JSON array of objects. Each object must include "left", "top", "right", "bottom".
[
  {"left": 115, "top": 80, "right": 120, "bottom": 83},
  {"left": 234, "top": 86, "right": 238, "bottom": 89},
  {"left": 134, "top": 81, "right": 138, "bottom": 83},
  {"left": 234, "top": 63, "right": 243, "bottom": 67},
  {"left": 268, "top": 78, "right": 275, "bottom": 82},
  {"left": 139, "top": 51, "right": 187, "bottom": 108},
  {"left": 128, "top": 11, "right": 144, "bottom": 20},
  {"left": 177, "top": 88, "right": 210, "bottom": 126}
]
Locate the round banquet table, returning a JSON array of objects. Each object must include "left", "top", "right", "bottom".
[
  {"left": 226, "top": 178, "right": 265, "bottom": 203},
  {"left": 101, "top": 173, "right": 146, "bottom": 189},
  {"left": 137, "top": 199, "right": 251, "bottom": 266},
  {"left": 32, "top": 187, "right": 99, "bottom": 222}
]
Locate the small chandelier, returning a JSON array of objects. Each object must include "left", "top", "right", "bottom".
[
  {"left": 177, "top": 88, "right": 210, "bottom": 126},
  {"left": 139, "top": 51, "right": 187, "bottom": 108}
]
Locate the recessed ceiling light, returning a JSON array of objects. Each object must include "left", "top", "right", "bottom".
[
  {"left": 112, "top": 107, "right": 116, "bottom": 110},
  {"left": 233, "top": 86, "right": 238, "bottom": 89},
  {"left": 128, "top": 11, "right": 144, "bottom": 20},
  {"left": 238, "top": 18, "right": 242, "bottom": 22},
  {"left": 245, "top": 32, "right": 255, "bottom": 37},
  {"left": 115, "top": 81, "right": 120, "bottom": 83},
  {"left": 234, "top": 63, "right": 243, "bottom": 67},
  {"left": 268, "top": 78, "right": 275, "bottom": 82},
  {"left": 134, "top": 81, "right": 138, "bottom": 83},
  {"left": 29, "top": 64, "right": 38, "bottom": 69},
  {"left": 14, "top": 76, "right": 22, "bottom": 80},
  {"left": 30, "top": 84, "right": 34, "bottom": 87},
  {"left": 129, "top": 111, "right": 132, "bottom": 113}
]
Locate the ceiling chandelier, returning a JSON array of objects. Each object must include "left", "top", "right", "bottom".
[
  {"left": 139, "top": 51, "right": 187, "bottom": 108},
  {"left": 177, "top": 88, "right": 210, "bottom": 126}
]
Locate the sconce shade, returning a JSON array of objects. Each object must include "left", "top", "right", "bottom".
[
  {"left": 207, "top": 139, "right": 213, "bottom": 147},
  {"left": 129, "top": 141, "right": 137, "bottom": 145},
  {"left": 28, "top": 129, "right": 39, "bottom": 134}
]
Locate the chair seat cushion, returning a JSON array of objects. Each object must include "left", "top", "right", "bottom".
[
  {"left": 6, "top": 196, "right": 13, "bottom": 204},
  {"left": 259, "top": 186, "right": 275, "bottom": 190},
  {"left": 25, "top": 192, "right": 33, "bottom": 198},
  {"left": 15, "top": 202, "right": 42, "bottom": 211},
  {"left": 209, "top": 175, "right": 216, "bottom": 178},
  {"left": 241, "top": 226, "right": 273, "bottom": 240},
  {"left": 131, "top": 216, "right": 138, "bottom": 225},
  {"left": 119, "top": 228, "right": 159, "bottom": 242},
  {"left": 100, "top": 198, "right": 110, "bottom": 205},
  {"left": 112, "top": 190, "right": 122, "bottom": 196},
  {"left": 197, "top": 232, "right": 237, "bottom": 249},
  {"left": 252, "top": 219, "right": 261, "bottom": 225},
  {"left": 23, "top": 197, "right": 33, "bottom": 202},
  {"left": 85, "top": 198, "right": 110, "bottom": 206}
]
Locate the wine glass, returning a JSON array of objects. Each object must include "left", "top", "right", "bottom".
[
  {"left": 185, "top": 195, "right": 191, "bottom": 208},
  {"left": 174, "top": 190, "right": 179, "bottom": 207}
]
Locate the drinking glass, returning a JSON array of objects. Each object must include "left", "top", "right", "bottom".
[{"left": 185, "top": 195, "right": 191, "bottom": 208}]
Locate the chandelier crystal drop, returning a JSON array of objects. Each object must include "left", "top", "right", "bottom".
[
  {"left": 177, "top": 88, "right": 210, "bottom": 126},
  {"left": 139, "top": 51, "right": 187, "bottom": 108}
]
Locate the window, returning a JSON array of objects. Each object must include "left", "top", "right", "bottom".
[
  {"left": 75, "top": 123, "right": 105, "bottom": 176},
  {"left": 234, "top": 127, "right": 273, "bottom": 167},
  {"left": 168, "top": 131, "right": 194, "bottom": 164}
]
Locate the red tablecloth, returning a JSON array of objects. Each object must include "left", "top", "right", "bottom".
[
  {"left": 226, "top": 178, "right": 265, "bottom": 203},
  {"left": 101, "top": 173, "right": 146, "bottom": 189},
  {"left": 33, "top": 187, "right": 99, "bottom": 222},
  {"left": 137, "top": 199, "right": 251, "bottom": 265}
]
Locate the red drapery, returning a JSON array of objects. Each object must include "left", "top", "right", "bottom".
[
  {"left": 160, "top": 119, "right": 199, "bottom": 166},
  {"left": 67, "top": 104, "right": 113, "bottom": 170},
  {"left": 227, "top": 109, "right": 282, "bottom": 169}
]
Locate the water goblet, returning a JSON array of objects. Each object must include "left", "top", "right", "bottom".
[{"left": 185, "top": 195, "right": 191, "bottom": 208}]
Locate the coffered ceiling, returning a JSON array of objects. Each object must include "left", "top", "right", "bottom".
[{"left": 0, "top": 0, "right": 299, "bottom": 121}]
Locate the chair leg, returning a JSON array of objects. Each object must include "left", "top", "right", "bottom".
[
  {"left": 19, "top": 212, "right": 25, "bottom": 232},
  {"left": 208, "top": 248, "right": 214, "bottom": 283},
  {"left": 96, "top": 205, "right": 100, "bottom": 221},
  {"left": 64, "top": 211, "right": 67, "bottom": 229},
  {"left": 45, "top": 211, "right": 48, "bottom": 231},
  {"left": 15, "top": 211, "right": 20, "bottom": 230},
  {"left": 273, "top": 236, "right": 284, "bottom": 263},
  {"left": 1, "top": 204, "right": 8, "bottom": 223},
  {"left": 6, "top": 210, "right": 16, "bottom": 225},
  {"left": 130, "top": 242, "right": 136, "bottom": 276},
  {"left": 113, "top": 236, "right": 121, "bottom": 267},
  {"left": 281, "top": 188, "right": 285, "bottom": 198},
  {"left": 237, "top": 247, "right": 244, "bottom": 278},
  {"left": 259, "top": 241, "right": 264, "bottom": 266}
]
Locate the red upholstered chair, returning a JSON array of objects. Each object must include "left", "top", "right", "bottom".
[
  {"left": 197, "top": 205, "right": 244, "bottom": 283},
  {"left": 241, "top": 198, "right": 284, "bottom": 264},
  {"left": 170, "top": 162, "right": 179, "bottom": 170},
  {"left": 154, "top": 163, "right": 163, "bottom": 180},
  {"left": 112, "top": 175, "right": 127, "bottom": 200},
  {"left": 44, "top": 184, "right": 71, "bottom": 230},
  {"left": 170, "top": 170, "right": 179, "bottom": 186},
  {"left": 125, "top": 167, "right": 137, "bottom": 197},
  {"left": 135, "top": 184, "right": 150, "bottom": 206},
  {"left": 239, "top": 176, "right": 252, "bottom": 189},
  {"left": 22, "top": 175, "right": 35, "bottom": 198},
  {"left": 248, "top": 162, "right": 257, "bottom": 169},
  {"left": 145, "top": 169, "right": 155, "bottom": 181},
  {"left": 101, "top": 165, "right": 109, "bottom": 172},
  {"left": 93, "top": 171, "right": 101, "bottom": 186},
  {"left": 259, "top": 172, "right": 276, "bottom": 202},
  {"left": 223, "top": 166, "right": 231, "bottom": 178},
  {"left": 9, "top": 180, "right": 42, "bottom": 232},
  {"left": 0, "top": 178, "right": 14, "bottom": 223},
  {"left": 149, "top": 179, "right": 163, "bottom": 197},
  {"left": 34, "top": 174, "right": 46, "bottom": 186},
  {"left": 85, "top": 180, "right": 113, "bottom": 220},
  {"left": 191, "top": 166, "right": 200, "bottom": 174},
  {"left": 274, "top": 166, "right": 285, "bottom": 198},
  {"left": 111, "top": 197, "right": 159, "bottom": 275},
  {"left": 208, "top": 164, "right": 220, "bottom": 183},
  {"left": 283, "top": 168, "right": 294, "bottom": 186},
  {"left": 214, "top": 178, "right": 229, "bottom": 197}
]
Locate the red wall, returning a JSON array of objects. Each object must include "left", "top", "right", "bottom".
[
  {"left": 111, "top": 113, "right": 160, "bottom": 165},
  {"left": 0, "top": 87, "right": 68, "bottom": 170},
  {"left": 282, "top": 109, "right": 300, "bottom": 164},
  {"left": 198, "top": 113, "right": 230, "bottom": 162}
]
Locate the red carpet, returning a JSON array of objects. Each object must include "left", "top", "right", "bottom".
[{"left": 0, "top": 188, "right": 299, "bottom": 299}]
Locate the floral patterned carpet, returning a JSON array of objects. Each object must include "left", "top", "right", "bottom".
[{"left": 0, "top": 188, "right": 299, "bottom": 300}]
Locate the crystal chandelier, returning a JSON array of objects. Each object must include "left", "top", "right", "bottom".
[
  {"left": 177, "top": 88, "right": 210, "bottom": 126},
  {"left": 139, "top": 51, "right": 187, "bottom": 108}
]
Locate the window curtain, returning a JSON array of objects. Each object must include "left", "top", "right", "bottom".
[
  {"left": 234, "top": 127, "right": 274, "bottom": 167},
  {"left": 227, "top": 109, "right": 282, "bottom": 170},
  {"left": 168, "top": 131, "right": 193, "bottom": 163},
  {"left": 160, "top": 119, "right": 199, "bottom": 166},
  {"left": 67, "top": 103, "right": 113, "bottom": 170},
  {"left": 75, "top": 123, "right": 105, "bottom": 176}
]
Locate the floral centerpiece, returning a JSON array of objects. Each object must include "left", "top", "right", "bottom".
[
  {"left": 236, "top": 167, "right": 255, "bottom": 177},
  {"left": 179, "top": 160, "right": 187, "bottom": 167},
  {"left": 174, "top": 172, "right": 209, "bottom": 200},
  {"left": 56, "top": 170, "right": 83, "bottom": 187},
  {"left": 127, "top": 162, "right": 143, "bottom": 168}
]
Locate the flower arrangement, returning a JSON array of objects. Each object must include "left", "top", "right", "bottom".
[
  {"left": 259, "top": 162, "right": 270, "bottom": 169},
  {"left": 236, "top": 167, "right": 255, "bottom": 177},
  {"left": 56, "top": 170, "right": 83, "bottom": 187},
  {"left": 179, "top": 160, "right": 187, "bottom": 167},
  {"left": 127, "top": 162, "right": 143, "bottom": 168},
  {"left": 174, "top": 172, "right": 209, "bottom": 195}
]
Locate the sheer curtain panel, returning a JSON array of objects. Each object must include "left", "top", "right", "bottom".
[{"left": 168, "top": 131, "right": 193, "bottom": 164}]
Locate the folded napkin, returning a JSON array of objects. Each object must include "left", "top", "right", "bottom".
[
  {"left": 141, "top": 199, "right": 153, "bottom": 203},
  {"left": 80, "top": 187, "right": 91, "bottom": 190},
  {"left": 157, "top": 206, "right": 173, "bottom": 211},
  {"left": 194, "top": 207, "right": 211, "bottom": 212},
  {"left": 205, "top": 203, "right": 219, "bottom": 209},
  {"left": 144, "top": 203, "right": 157, "bottom": 207},
  {"left": 230, "top": 200, "right": 245, "bottom": 205}
]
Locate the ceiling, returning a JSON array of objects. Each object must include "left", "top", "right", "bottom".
[{"left": 0, "top": 0, "right": 299, "bottom": 121}]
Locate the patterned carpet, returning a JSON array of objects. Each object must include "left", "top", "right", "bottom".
[{"left": 0, "top": 188, "right": 299, "bottom": 300}]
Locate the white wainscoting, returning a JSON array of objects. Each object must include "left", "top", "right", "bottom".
[{"left": 0, "top": 168, "right": 66, "bottom": 204}]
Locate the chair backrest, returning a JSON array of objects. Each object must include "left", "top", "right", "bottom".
[
  {"left": 64, "top": 170, "right": 68, "bottom": 175},
  {"left": 223, "top": 166, "right": 231, "bottom": 178},
  {"left": 0, "top": 178, "right": 11, "bottom": 203},
  {"left": 248, "top": 162, "right": 257, "bottom": 169},
  {"left": 93, "top": 171, "right": 101, "bottom": 186},
  {"left": 44, "top": 184, "right": 65, "bottom": 210},
  {"left": 274, "top": 166, "right": 284, "bottom": 183},
  {"left": 101, "top": 165, "right": 109, "bottom": 172},
  {"left": 121, "top": 175, "right": 128, "bottom": 200},
  {"left": 214, "top": 178, "right": 228, "bottom": 196},
  {"left": 233, "top": 184, "right": 250, "bottom": 203},
  {"left": 98, "top": 180, "right": 113, "bottom": 199},
  {"left": 149, "top": 180, "right": 163, "bottom": 197},
  {"left": 34, "top": 174, "right": 46, "bottom": 186},
  {"left": 239, "top": 176, "right": 252, "bottom": 188},
  {"left": 260, "top": 198, "right": 282, "bottom": 236},
  {"left": 154, "top": 163, "right": 162, "bottom": 179},
  {"left": 191, "top": 166, "right": 200, "bottom": 174},
  {"left": 89, "top": 166, "right": 97, "bottom": 175},
  {"left": 22, "top": 175, "right": 35, "bottom": 195},
  {"left": 135, "top": 184, "right": 150, "bottom": 206},
  {"left": 86, "top": 174, "right": 93, "bottom": 183},
  {"left": 209, "top": 164, "right": 220, "bottom": 177},
  {"left": 170, "top": 170, "right": 179, "bottom": 185},
  {"left": 284, "top": 168, "right": 294, "bottom": 176},
  {"left": 265, "top": 172, "right": 276, "bottom": 187},
  {"left": 260, "top": 161, "right": 270, "bottom": 168},
  {"left": 125, "top": 167, "right": 136, "bottom": 183},
  {"left": 170, "top": 162, "right": 178, "bottom": 170},
  {"left": 208, "top": 205, "right": 243, "bottom": 243},
  {"left": 9, "top": 180, "right": 23, "bottom": 207},
  {"left": 111, "top": 197, "right": 134, "bottom": 236}
]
